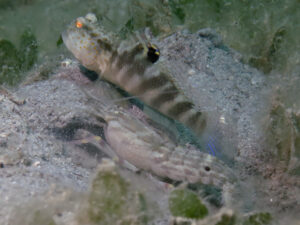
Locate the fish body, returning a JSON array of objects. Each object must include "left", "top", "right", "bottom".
[
  {"left": 62, "top": 16, "right": 236, "bottom": 200},
  {"left": 62, "top": 13, "right": 206, "bottom": 136}
]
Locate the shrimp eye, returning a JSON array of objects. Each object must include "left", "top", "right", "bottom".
[
  {"left": 204, "top": 166, "right": 211, "bottom": 172},
  {"left": 76, "top": 20, "right": 83, "bottom": 28},
  {"left": 147, "top": 44, "right": 160, "bottom": 63}
]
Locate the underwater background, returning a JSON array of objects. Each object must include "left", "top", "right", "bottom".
[
  {"left": 0, "top": 0, "right": 299, "bottom": 224},
  {"left": 1, "top": 0, "right": 299, "bottom": 84}
]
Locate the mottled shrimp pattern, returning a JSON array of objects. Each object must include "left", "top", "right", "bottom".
[{"left": 81, "top": 87, "right": 235, "bottom": 190}]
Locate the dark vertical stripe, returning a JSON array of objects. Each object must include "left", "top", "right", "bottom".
[
  {"left": 127, "top": 43, "right": 144, "bottom": 59},
  {"left": 167, "top": 102, "right": 194, "bottom": 118},
  {"left": 110, "top": 51, "right": 119, "bottom": 67},
  {"left": 149, "top": 86, "right": 179, "bottom": 108},
  {"left": 186, "top": 111, "right": 206, "bottom": 133},
  {"left": 133, "top": 73, "right": 169, "bottom": 95},
  {"left": 186, "top": 112, "right": 201, "bottom": 126},
  {"left": 116, "top": 52, "right": 127, "bottom": 69},
  {"left": 113, "top": 45, "right": 149, "bottom": 88},
  {"left": 116, "top": 43, "right": 144, "bottom": 69},
  {"left": 120, "top": 61, "right": 149, "bottom": 87},
  {"left": 97, "top": 39, "right": 112, "bottom": 51},
  {"left": 114, "top": 42, "right": 156, "bottom": 90}
]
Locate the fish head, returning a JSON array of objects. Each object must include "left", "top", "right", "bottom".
[{"left": 62, "top": 13, "right": 114, "bottom": 73}]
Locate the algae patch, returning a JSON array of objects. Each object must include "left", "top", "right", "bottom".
[
  {"left": 79, "top": 159, "right": 151, "bottom": 225},
  {"left": 242, "top": 212, "right": 272, "bottom": 225},
  {"left": 19, "top": 29, "right": 38, "bottom": 71},
  {"left": 87, "top": 160, "right": 129, "bottom": 223},
  {"left": 0, "top": 28, "right": 38, "bottom": 86},
  {"left": 27, "top": 210, "right": 57, "bottom": 225},
  {"left": 215, "top": 214, "right": 236, "bottom": 225},
  {"left": 0, "top": 40, "right": 20, "bottom": 85},
  {"left": 168, "top": 188, "right": 208, "bottom": 219},
  {"left": 265, "top": 99, "right": 300, "bottom": 174},
  {"left": 8, "top": 159, "right": 154, "bottom": 225}
]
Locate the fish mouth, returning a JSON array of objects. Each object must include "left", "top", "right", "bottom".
[
  {"left": 61, "top": 30, "right": 68, "bottom": 46},
  {"left": 61, "top": 29, "right": 75, "bottom": 53}
]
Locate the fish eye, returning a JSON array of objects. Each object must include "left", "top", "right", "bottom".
[
  {"left": 76, "top": 20, "right": 83, "bottom": 29},
  {"left": 147, "top": 44, "right": 160, "bottom": 63},
  {"left": 204, "top": 166, "right": 211, "bottom": 172}
]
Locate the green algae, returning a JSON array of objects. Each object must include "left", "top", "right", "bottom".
[
  {"left": 138, "top": 193, "right": 149, "bottom": 225},
  {"left": 88, "top": 169, "right": 128, "bottom": 223},
  {"left": 5, "top": 158, "right": 279, "bottom": 225},
  {"left": 0, "top": 40, "right": 20, "bottom": 85},
  {"left": 265, "top": 99, "right": 300, "bottom": 174},
  {"left": 83, "top": 160, "right": 150, "bottom": 225},
  {"left": 8, "top": 160, "right": 153, "bottom": 225},
  {"left": 169, "top": 0, "right": 196, "bottom": 23},
  {"left": 0, "top": 0, "right": 37, "bottom": 9},
  {"left": 124, "top": 0, "right": 175, "bottom": 35},
  {"left": 168, "top": 189, "right": 208, "bottom": 219},
  {"left": 56, "top": 35, "right": 63, "bottom": 47},
  {"left": 0, "top": 40, "right": 19, "bottom": 66},
  {"left": 290, "top": 111, "right": 300, "bottom": 175},
  {"left": 28, "top": 210, "right": 57, "bottom": 225},
  {"left": 177, "top": 0, "right": 299, "bottom": 75},
  {"left": 242, "top": 212, "right": 272, "bottom": 225},
  {"left": 19, "top": 28, "right": 38, "bottom": 71},
  {"left": 248, "top": 26, "right": 288, "bottom": 74},
  {"left": 215, "top": 214, "right": 236, "bottom": 225},
  {"left": 0, "top": 28, "right": 38, "bottom": 86},
  {"left": 119, "top": 17, "right": 135, "bottom": 39},
  {"left": 292, "top": 112, "right": 300, "bottom": 158},
  {"left": 268, "top": 103, "right": 292, "bottom": 166},
  {"left": 9, "top": 203, "right": 60, "bottom": 225}
]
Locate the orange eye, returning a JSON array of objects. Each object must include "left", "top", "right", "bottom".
[{"left": 76, "top": 20, "right": 83, "bottom": 28}]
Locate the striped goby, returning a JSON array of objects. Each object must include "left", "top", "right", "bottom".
[{"left": 62, "top": 13, "right": 206, "bottom": 136}]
